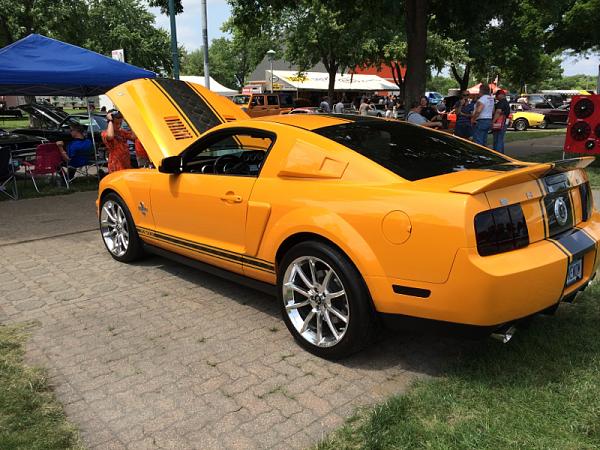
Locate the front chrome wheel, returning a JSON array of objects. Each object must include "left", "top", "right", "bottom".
[
  {"left": 100, "top": 200, "right": 130, "bottom": 257},
  {"left": 282, "top": 256, "right": 350, "bottom": 348}
]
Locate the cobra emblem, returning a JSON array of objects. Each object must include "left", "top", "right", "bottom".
[{"left": 554, "top": 197, "right": 568, "bottom": 226}]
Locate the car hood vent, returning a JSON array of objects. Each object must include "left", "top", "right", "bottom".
[{"left": 164, "top": 116, "right": 193, "bottom": 140}]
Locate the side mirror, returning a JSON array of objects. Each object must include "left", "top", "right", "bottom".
[{"left": 159, "top": 155, "right": 182, "bottom": 174}]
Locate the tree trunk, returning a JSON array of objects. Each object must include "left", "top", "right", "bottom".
[
  {"left": 451, "top": 63, "right": 471, "bottom": 91},
  {"left": 404, "top": 0, "right": 428, "bottom": 108},
  {"left": 390, "top": 62, "right": 406, "bottom": 106},
  {"left": 327, "top": 63, "right": 338, "bottom": 109}
]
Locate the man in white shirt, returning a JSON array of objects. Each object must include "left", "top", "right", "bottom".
[
  {"left": 470, "top": 84, "right": 495, "bottom": 146},
  {"left": 333, "top": 98, "right": 345, "bottom": 114}
]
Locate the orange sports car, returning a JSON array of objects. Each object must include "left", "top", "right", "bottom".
[{"left": 97, "top": 78, "right": 600, "bottom": 358}]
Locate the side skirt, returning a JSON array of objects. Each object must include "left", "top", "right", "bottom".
[{"left": 144, "top": 244, "right": 277, "bottom": 297}]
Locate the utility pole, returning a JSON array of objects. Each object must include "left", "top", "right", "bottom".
[
  {"left": 168, "top": 0, "right": 179, "bottom": 79},
  {"left": 201, "top": 0, "right": 210, "bottom": 89}
]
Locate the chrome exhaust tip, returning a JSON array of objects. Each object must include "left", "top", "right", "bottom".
[{"left": 491, "top": 325, "right": 517, "bottom": 344}]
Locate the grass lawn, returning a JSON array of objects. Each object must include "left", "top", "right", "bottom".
[
  {"left": 0, "top": 175, "right": 99, "bottom": 202},
  {"left": 318, "top": 283, "right": 600, "bottom": 450},
  {"left": 0, "top": 323, "right": 80, "bottom": 449},
  {"left": 504, "top": 128, "right": 566, "bottom": 143}
]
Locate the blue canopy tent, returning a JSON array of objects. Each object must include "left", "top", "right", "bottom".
[
  {"left": 0, "top": 34, "right": 157, "bottom": 181},
  {"left": 0, "top": 34, "right": 156, "bottom": 96}
]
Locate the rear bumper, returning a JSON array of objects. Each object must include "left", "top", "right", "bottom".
[{"left": 367, "top": 213, "right": 600, "bottom": 327}]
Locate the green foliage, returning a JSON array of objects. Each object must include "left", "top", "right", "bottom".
[
  {"left": 0, "top": 0, "right": 171, "bottom": 74},
  {"left": 548, "top": 0, "right": 600, "bottom": 52},
  {"left": 0, "top": 323, "right": 81, "bottom": 448},
  {"left": 0, "top": 0, "right": 88, "bottom": 47},
  {"left": 538, "top": 74, "right": 598, "bottom": 91},
  {"left": 427, "top": 76, "right": 460, "bottom": 96},
  {"left": 147, "top": 0, "right": 183, "bottom": 15},
  {"left": 318, "top": 282, "right": 600, "bottom": 449},
  {"left": 84, "top": 0, "right": 172, "bottom": 74}
]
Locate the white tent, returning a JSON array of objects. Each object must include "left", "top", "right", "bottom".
[
  {"left": 267, "top": 70, "right": 398, "bottom": 92},
  {"left": 180, "top": 75, "right": 238, "bottom": 96}
]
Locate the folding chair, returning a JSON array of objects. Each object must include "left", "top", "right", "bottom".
[
  {"left": 23, "top": 143, "right": 69, "bottom": 192},
  {"left": 0, "top": 146, "right": 18, "bottom": 199}
]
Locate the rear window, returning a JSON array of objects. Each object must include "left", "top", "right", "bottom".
[{"left": 314, "top": 120, "right": 510, "bottom": 181}]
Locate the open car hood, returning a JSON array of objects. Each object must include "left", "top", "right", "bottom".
[{"left": 106, "top": 78, "right": 249, "bottom": 166}]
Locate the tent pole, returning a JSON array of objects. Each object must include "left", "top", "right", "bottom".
[{"left": 86, "top": 98, "right": 100, "bottom": 180}]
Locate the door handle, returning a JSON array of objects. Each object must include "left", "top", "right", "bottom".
[{"left": 221, "top": 192, "right": 243, "bottom": 203}]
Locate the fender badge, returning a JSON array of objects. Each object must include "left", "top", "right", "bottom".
[
  {"left": 138, "top": 202, "right": 148, "bottom": 215},
  {"left": 526, "top": 191, "right": 533, "bottom": 199},
  {"left": 500, "top": 198, "right": 509, "bottom": 206}
]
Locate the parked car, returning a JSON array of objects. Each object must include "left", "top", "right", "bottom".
[
  {"left": 366, "top": 104, "right": 387, "bottom": 117},
  {"left": 508, "top": 104, "right": 547, "bottom": 131},
  {"left": 0, "top": 128, "right": 46, "bottom": 160},
  {"left": 0, "top": 107, "right": 23, "bottom": 118},
  {"left": 13, "top": 103, "right": 107, "bottom": 143},
  {"left": 424, "top": 91, "right": 444, "bottom": 105},
  {"left": 98, "top": 78, "right": 600, "bottom": 358},
  {"left": 286, "top": 107, "right": 324, "bottom": 114},
  {"left": 515, "top": 102, "right": 570, "bottom": 126},
  {"left": 231, "top": 93, "right": 294, "bottom": 117}
]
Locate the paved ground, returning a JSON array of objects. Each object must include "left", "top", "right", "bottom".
[
  {"left": 504, "top": 134, "right": 565, "bottom": 159},
  {"left": 0, "top": 192, "right": 462, "bottom": 449}
]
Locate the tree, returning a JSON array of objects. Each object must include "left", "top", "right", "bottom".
[
  {"left": 547, "top": 0, "right": 600, "bottom": 53},
  {"left": 0, "top": 0, "right": 88, "bottom": 47},
  {"left": 147, "top": 0, "right": 183, "bottom": 15},
  {"left": 84, "top": 0, "right": 173, "bottom": 74},
  {"left": 228, "top": 0, "right": 386, "bottom": 104}
]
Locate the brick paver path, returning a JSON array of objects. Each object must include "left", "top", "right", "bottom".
[{"left": 0, "top": 192, "right": 459, "bottom": 449}]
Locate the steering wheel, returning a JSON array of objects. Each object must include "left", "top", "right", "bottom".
[{"left": 213, "top": 154, "right": 242, "bottom": 174}]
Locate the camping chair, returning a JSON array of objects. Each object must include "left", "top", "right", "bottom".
[
  {"left": 0, "top": 147, "right": 18, "bottom": 199},
  {"left": 23, "top": 143, "right": 69, "bottom": 192}
]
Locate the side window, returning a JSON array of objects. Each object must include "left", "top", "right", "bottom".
[
  {"left": 182, "top": 131, "right": 274, "bottom": 177},
  {"left": 279, "top": 94, "right": 294, "bottom": 108},
  {"left": 267, "top": 95, "right": 279, "bottom": 106}
]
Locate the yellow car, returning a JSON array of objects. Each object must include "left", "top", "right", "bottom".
[
  {"left": 509, "top": 107, "right": 547, "bottom": 131},
  {"left": 97, "top": 78, "right": 600, "bottom": 358}
]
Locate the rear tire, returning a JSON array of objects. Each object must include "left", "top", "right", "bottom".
[
  {"left": 538, "top": 119, "right": 548, "bottom": 129},
  {"left": 513, "top": 118, "right": 528, "bottom": 131},
  {"left": 277, "top": 241, "right": 375, "bottom": 359},
  {"left": 99, "top": 193, "right": 144, "bottom": 263}
]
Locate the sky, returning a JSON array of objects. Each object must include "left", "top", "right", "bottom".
[{"left": 149, "top": 0, "right": 599, "bottom": 77}]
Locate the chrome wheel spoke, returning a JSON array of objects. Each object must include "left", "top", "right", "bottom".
[
  {"left": 309, "top": 258, "right": 318, "bottom": 287},
  {"left": 300, "top": 310, "right": 315, "bottom": 333},
  {"left": 294, "top": 263, "right": 314, "bottom": 289},
  {"left": 321, "top": 268, "right": 333, "bottom": 292},
  {"left": 327, "top": 305, "right": 348, "bottom": 324},
  {"left": 285, "top": 299, "right": 310, "bottom": 310},
  {"left": 316, "top": 312, "right": 323, "bottom": 345},
  {"left": 285, "top": 282, "right": 310, "bottom": 298},
  {"left": 327, "top": 290, "right": 345, "bottom": 300},
  {"left": 324, "top": 310, "right": 339, "bottom": 340}
]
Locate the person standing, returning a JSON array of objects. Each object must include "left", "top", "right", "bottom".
[
  {"left": 471, "top": 84, "right": 495, "bottom": 147},
  {"left": 492, "top": 89, "right": 511, "bottom": 153},
  {"left": 102, "top": 110, "right": 134, "bottom": 173},
  {"left": 333, "top": 97, "right": 345, "bottom": 114},
  {"left": 359, "top": 98, "right": 374, "bottom": 116},
  {"left": 319, "top": 97, "right": 331, "bottom": 113},
  {"left": 454, "top": 91, "right": 475, "bottom": 139}
]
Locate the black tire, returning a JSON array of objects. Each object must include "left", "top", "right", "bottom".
[
  {"left": 538, "top": 119, "right": 548, "bottom": 129},
  {"left": 99, "top": 193, "right": 144, "bottom": 263},
  {"left": 277, "top": 240, "right": 375, "bottom": 359},
  {"left": 513, "top": 118, "right": 528, "bottom": 131}
]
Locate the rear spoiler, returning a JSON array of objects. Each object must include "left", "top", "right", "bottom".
[{"left": 450, "top": 157, "right": 595, "bottom": 195}]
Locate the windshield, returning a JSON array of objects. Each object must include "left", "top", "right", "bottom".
[
  {"left": 231, "top": 95, "right": 250, "bottom": 105},
  {"left": 314, "top": 120, "right": 511, "bottom": 181}
]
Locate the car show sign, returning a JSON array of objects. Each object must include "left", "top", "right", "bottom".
[{"left": 111, "top": 49, "right": 125, "bottom": 62}]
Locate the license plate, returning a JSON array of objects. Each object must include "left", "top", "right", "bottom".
[{"left": 566, "top": 258, "right": 583, "bottom": 286}]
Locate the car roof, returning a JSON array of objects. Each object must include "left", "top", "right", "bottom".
[{"left": 253, "top": 113, "right": 382, "bottom": 131}]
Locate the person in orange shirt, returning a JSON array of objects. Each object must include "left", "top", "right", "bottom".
[{"left": 102, "top": 110, "right": 134, "bottom": 173}]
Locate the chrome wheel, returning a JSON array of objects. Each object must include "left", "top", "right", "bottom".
[
  {"left": 282, "top": 256, "right": 350, "bottom": 348},
  {"left": 100, "top": 200, "right": 130, "bottom": 257}
]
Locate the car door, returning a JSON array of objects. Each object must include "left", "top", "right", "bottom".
[
  {"left": 249, "top": 95, "right": 269, "bottom": 117},
  {"left": 149, "top": 128, "right": 275, "bottom": 275}
]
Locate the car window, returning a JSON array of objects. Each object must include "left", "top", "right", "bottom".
[
  {"left": 182, "top": 131, "right": 275, "bottom": 177},
  {"left": 314, "top": 120, "right": 511, "bottom": 181},
  {"left": 267, "top": 95, "right": 279, "bottom": 106},
  {"left": 279, "top": 94, "right": 294, "bottom": 108},
  {"left": 231, "top": 95, "right": 250, "bottom": 105}
]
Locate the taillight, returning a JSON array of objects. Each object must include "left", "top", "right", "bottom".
[
  {"left": 474, "top": 204, "right": 529, "bottom": 256},
  {"left": 579, "top": 182, "right": 593, "bottom": 221}
]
